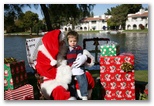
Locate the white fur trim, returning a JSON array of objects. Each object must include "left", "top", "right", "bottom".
[
  {"left": 50, "top": 60, "right": 57, "bottom": 66},
  {"left": 38, "top": 44, "right": 57, "bottom": 66},
  {"left": 40, "top": 60, "right": 72, "bottom": 100},
  {"left": 56, "top": 62, "right": 72, "bottom": 84},
  {"left": 83, "top": 49, "right": 95, "bottom": 67},
  {"left": 41, "top": 79, "right": 67, "bottom": 99}
]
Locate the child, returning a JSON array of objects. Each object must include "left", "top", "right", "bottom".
[{"left": 66, "top": 31, "right": 88, "bottom": 100}]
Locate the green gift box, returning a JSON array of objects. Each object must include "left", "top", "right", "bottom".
[
  {"left": 4, "top": 60, "right": 28, "bottom": 91},
  {"left": 100, "top": 41, "right": 120, "bottom": 56}
]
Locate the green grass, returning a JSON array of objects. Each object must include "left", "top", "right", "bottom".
[
  {"left": 135, "top": 70, "right": 148, "bottom": 82},
  {"left": 77, "top": 30, "right": 99, "bottom": 33}
]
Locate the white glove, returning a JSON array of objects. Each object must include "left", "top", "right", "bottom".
[
  {"left": 72, "top": 54, "right": 87, "bottom": 68},
  {"left": 71, "top": 68, "right": 84, "bottom": 75}
]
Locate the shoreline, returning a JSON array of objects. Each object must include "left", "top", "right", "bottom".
[{"left": 4, "top": 30, "right": 148, "bottom": 36}]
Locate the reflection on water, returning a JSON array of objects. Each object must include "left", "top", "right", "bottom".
[
  {"left": 4, "top": 32, "right": 148, "bottom": 73},
  {"left": 78, "top": 32, "right": 148, "bottom": 71}
]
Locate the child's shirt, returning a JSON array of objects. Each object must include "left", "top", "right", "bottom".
[{"left": 66, "top": 45, "right": 83, "bottom": 67}]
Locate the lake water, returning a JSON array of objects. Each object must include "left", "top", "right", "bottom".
[{"left": 4, "top": 32, "right": 148, "bottom": 73}]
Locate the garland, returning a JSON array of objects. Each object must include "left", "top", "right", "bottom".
[{"left": 4, "top": 57, "right": 17, "bottom": 64}]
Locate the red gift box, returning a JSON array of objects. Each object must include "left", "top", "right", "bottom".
[
  {"left": 4, "top": 60, "right": 28, "bottom": 91},
  {"left": 4, "top": 84, "right": 34, "bottom": 100},
  {"left": 100, "top": 53, "right": 135, "bottom": 100}
]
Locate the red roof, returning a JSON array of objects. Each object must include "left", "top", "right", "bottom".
[
  {"left": 82, "top": 17, "right": 102, "bottom": 22},
  {"left": 128, "top": 12, "right": 148, "bottom": 17},
  {"left": 81, "top": 17, "right": 109, "bottom": 23}
]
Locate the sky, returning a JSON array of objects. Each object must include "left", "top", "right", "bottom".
[{"left": 22, "top": 4, "right": 149, "bottom": 20}]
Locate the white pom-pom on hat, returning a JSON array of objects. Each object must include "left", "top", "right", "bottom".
[
  {"left": 38, "top": 44, "right": 57, "bottom": 66},
  {"left": 50, "top": 59, "right": 57, "bottom": 66}
]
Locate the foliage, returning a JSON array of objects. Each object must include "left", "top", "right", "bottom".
[
  {"left": 46, "top": 4, "right": 95, "bottom": 30},
  {"left": 4, "top": 4, "right": 95, "bottom": 32},
  {"left": 4, "top": 4, "right": 27, "bottom": 16},
  {"left": 40, "top": 4, "right": 52, "bottom": 31},
  {"left": 33, "top": 20, "right": 46, "bottom": 34},
  {"left": 23, "top": 11, "right": 39, "bottom": 33},
  {"left": 14, "top": 11, "right": 39, "bottom": 33},
  {"left": 139, "top": 92, "right": 148, "bottom": 100},
  {"left": 4, "top": 57, "right": 17, "bottom": 64},
  {"left": 4, "top": 12, "right": 16, "bottom": 33},
  {"left": 123, "top": 4, "right": 142, "bottom": 13},
  {"left": 105, "top": 9, "right": 111, "bottom": 15},
  {"left": 107, "top": 4, "right": 142, "bottom": 30}
]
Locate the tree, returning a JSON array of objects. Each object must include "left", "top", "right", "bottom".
[
  {"left": 33, "top": 20, "right": 46, "bottom": 35},
  {"left": 14, "top": 13, "right": 25, "bottom": 31},
  {"left": 4, "top": 4, "right": 28, "bottom": 16},
  {"left": 110, "top": 5, "right": 128, "bottom": 30},
  {"left": 107, "top": 4, "right": 142, "bottom": 30},
  {"left": 47, "top": 4, "right": 95, "bottom": 30},
  {"left": 40, "top": 4, "right": 53, "bottom": 31},
  {"left": 122, "top": 4, "right": 142, "bottom": 13},
  {"left": 4, "top": 4, "right": 95, "bottom": 32},
  {"left": 4, "top": 4, "right": 31, "bottom": 32},
  {"left": 4, "top": 12, "right": 16, "bottom": 33},
  {"left": 23, "top": 11, "right": 39, "bottom": 34},
  {"left": 105, "top": 9, "right": 111, "bottom": 15}
]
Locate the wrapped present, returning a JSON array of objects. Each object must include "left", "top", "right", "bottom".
[
  {"left": 100, "top": 41, "right": 120, "bottom": 56},
  {"left": 4, "top": 60, "right": 28, "bottom": 91},
  {"left": 4, "top": 84, "right": 34, "bottom": 100},
  {"left": 100, "top": 53, "right": 135, "bottom": 100}
]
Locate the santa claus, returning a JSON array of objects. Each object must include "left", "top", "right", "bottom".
[{"left": 35, "top": 29, "right": 95, "bottom": 100}]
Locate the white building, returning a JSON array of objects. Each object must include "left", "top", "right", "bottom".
[
  {"left": 61, "top": 15, "right": 111, "bottom": 31},
  {"left": 125, "top": 9, "right": 148, "bottom": 30},
  {"left": 61, "top": 9, "right": 148, "bottom": 31}
]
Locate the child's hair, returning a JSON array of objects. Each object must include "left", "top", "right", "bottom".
[{"left": 66, "top": 31, "right": 79, "bottom": 42}]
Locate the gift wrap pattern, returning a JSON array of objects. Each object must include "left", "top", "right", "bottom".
[
  {"left": 100, "top": 53, "right": 135, "bottom": 100},
  {"left": 100, "top": 41, "right": 120, "bottom": 56},
  {"left": 4, "top": 84, "right": 34, "bottom": 100},
  {"left": 4, "top": 61, "right": 28, "bottom": 91}
]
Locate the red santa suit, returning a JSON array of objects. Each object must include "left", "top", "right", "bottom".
[{"left": 35, "top": 29, "right": 95, "bottom": 100}]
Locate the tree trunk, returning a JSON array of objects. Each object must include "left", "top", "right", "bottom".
[
  {"left": 40, "top": 4, "right": 53, "bottom": 31},
  {"left": 30, "top": 27, "right": 32, "bottom": 36}
]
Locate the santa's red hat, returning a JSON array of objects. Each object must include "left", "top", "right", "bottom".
[{"left": 38, "top": 29, "right": 65, "bottom": 66}]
